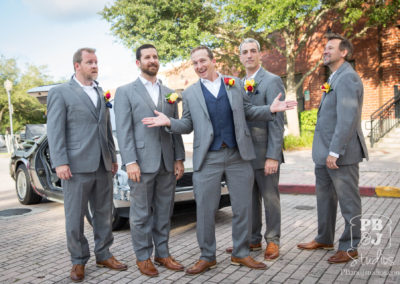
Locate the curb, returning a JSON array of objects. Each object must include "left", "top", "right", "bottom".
[{"left": 279, "top": 184, "right": 399, "bottom": 197}]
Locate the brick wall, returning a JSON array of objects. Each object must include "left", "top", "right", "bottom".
[{"left": 261, "top": 17, "right": 400, "bottom": 120}]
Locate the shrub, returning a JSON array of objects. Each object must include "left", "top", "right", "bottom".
[{"left": 284, "top": 109, "right": 318, "bottom": 150}]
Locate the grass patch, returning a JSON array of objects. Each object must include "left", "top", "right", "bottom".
[{"left": 284, "top": 131, "right": 314, "bottom": 151}]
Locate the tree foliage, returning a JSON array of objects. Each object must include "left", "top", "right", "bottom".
[
  {"left": 0, "top": 55, "right": 53, "bottom": 133},
  {"left": 101, "top": 0, "right": 219, "bottom": 62},
  {"left": 101, "top": 0, "right": 399, "bottom": 135}
]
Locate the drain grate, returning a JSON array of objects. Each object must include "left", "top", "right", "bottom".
[
  {"left": 0, "top": 208, "right": 32, "bottom": 217},
  {"left": 295, "top": 205, "right": 315, "bottom": 210}
]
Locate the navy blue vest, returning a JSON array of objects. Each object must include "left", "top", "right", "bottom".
[{"left": 201, "top": 80, "right": 237, "bottom": 151}]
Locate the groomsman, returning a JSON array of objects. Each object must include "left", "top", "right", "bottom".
[
  {"left": 297, "top": 34, "right": 368, "bottom": 263},
  {"left": 114, "top": 44, "right": 185, "bottom": 277},
  {"left": 142, "top": 46, "right": 297, "bottom": 274},
  {"left": 226, "top": 38, "right": 285, "bottom": 261},
  {"left": 47, "top": 48, "right": 127, "bottom": 282}
]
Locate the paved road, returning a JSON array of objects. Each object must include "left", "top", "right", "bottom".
[{"left": 1, "top": 151, "right": 399, "bottom": 283}]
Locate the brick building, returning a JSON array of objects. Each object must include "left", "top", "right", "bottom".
[{"left": 262, "top": 18, "right": 400, "bottom": 122}]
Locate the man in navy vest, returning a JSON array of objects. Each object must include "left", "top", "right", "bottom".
[{"left": 142, "top": 46, "right": 297, "bottom": 275}]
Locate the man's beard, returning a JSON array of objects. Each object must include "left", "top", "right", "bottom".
[
  {"left": 141, "top": 64, "right": 159, "bottom": 76},
  {"left": 84, "top": 72, "right": 98, "bottom": 81}
]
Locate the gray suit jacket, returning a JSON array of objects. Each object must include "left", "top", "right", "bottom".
[
  {"left": 169, "top": 76, "right": 274, "bottom": 171},
  {"left": 312, "top": 61, "right": 368, "bottom": 166},
  {"left": 114, "top": 78, "right": 184, "bottom": 173},
  {"left": 47, "top": 78, "right": 117, "bottom": 173},
  {"left": 247, "top": 68, "right": 285, "bottom": 169}
]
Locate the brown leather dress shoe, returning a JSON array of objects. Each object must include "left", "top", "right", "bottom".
[
  {"left": 297, "top": 240, "right": 334, "bottom": 250},
  {"left": 154, "top": 256, "right": 184, "bottom": 271},
  {"left": 186, "top": 259, "right": 217, "bottom": 275},
  {"left": 96, "top": 256, "right": 128, "bottom": 271},
  {"left": 264, "top": 242, "right": 279, "bottom": 261},
  {"left": 225, "top": 243, "right": 262, "bottom": 254},
  {"left": 231, "top": 256, "right": 267, "bottom": 270},
  {"left": 136, "top": 259, "right": 159, "bottom": 277},
  {"left": 70, "top": 264, "right": 85, "bottom": 282},
  {"left": 328, "top": 250, "right": 358, "bottom": 264}
]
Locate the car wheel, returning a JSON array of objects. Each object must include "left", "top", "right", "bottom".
[
  {"left": 86, "top": 202, "right": 127, "bottom": 231},
  {"left": 15, "top": 164, "right": 42, "bottom": 205}
]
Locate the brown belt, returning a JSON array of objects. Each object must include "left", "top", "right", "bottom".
[{"left": 221, "top": 143, "right": 228, "bottom": 148}]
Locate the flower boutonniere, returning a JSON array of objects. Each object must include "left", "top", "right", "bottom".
[
  {"left": 165, "top": 92, "right": 179, "bottom": 104},
  {"left": 224, "top": 77, "right": 235, "bottom": 88},
  {"left": 320, "top": 82, "right": 332, "bottom": 94},
  {"left": 244, "top": 79, "right": 258, "bottom": 94},
  {"left": 104, "top": 90, "right": 112, "bottom": 108}
]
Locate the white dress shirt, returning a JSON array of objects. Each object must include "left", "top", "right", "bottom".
[
  {"left": 73, "top": 76, "right": 98, "bottom": 107},
  {"left": 139, "top": 75, "right": 160, "bottom": 106},
  {"left": 200, "top": 73, "right": 223, "bottom": 98},
  {"left": 126, "top": 75, "right": 161, "bottom": 166},
  {"left": 246, "top": 67, "right": 261, "bottom": 80}
]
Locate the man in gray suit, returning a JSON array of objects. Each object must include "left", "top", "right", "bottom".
[
  {"left": 143, "top": 46, "right": 296, "bottom": 274},
  {"left": 114, "top": 44, "right": 185, "bottom": 277},
  {"left": 226, "top": 38, "right": 285, "bottom": 261},
  {"left": 47, "top": 48, "right": 127, "bottom": 282},
  {"left": 297, "top": 34, "right": 368, "bottom": 264}
]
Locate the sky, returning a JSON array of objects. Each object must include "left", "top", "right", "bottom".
[{"left": 0, "top": 0, "right": 141, "bottom": 90}]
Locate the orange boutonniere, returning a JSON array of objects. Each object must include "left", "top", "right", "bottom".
[
  {"left": 224, "top": 77, "right": 235, "bottom": 88},
  {"left": 166, "top": 92, "right": 179, "bottom": 104},
  {"left": 321, "top": 82, "right": 332, "bottom": 94},
  {"left": 104, "top": 90, "right": 112, "bottom": 108},
  {"left": 244, "top": 79, "right": 257, "bottom": 94}
]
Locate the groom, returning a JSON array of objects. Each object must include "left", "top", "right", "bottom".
[{"left": 142, "top": 46, "right": 296, "bottom": 274}]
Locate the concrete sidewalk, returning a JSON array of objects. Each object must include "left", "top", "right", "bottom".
[{"left": 279, "top": 147, "right": 400, "bottom": 196}]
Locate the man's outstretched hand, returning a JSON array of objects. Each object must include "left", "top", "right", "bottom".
[
  {"left": 142, "top": 110, "right": 171, "bottom": 127},
  {"left": 270, "top": 93, "right": 298, "bottom": 113}
]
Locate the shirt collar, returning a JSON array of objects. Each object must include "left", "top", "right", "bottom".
[
  {"left": 200, "top": 73, "right": 222, "bottom": 84},
  {"left": 139, "top": 75, "right": 160, "bottom": 87},
  {"left": 247, "top": 67, "right": 261, "bottom": 80},
  {"left": 73, "top": 75, "right": 97, "bottom": 88}
]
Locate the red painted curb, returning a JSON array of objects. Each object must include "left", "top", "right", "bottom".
[{"left": 279, "top": 184, "right": 376, "bottom": 196}]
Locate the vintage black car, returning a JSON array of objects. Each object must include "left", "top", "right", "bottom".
[{"left": 9, "top": 124, "right": 229, "bottom": 230}]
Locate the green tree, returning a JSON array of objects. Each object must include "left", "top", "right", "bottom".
[
  {"left": 101, "top": 0, "right": 399, "bottom": 135},
  {"left": 0, "top": 55, "right": 53, "bottom": 133}
]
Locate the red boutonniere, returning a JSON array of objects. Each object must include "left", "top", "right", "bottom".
[
  {"left": 224, "top": 77, "right": 235, "bottom": 88},
  {"left": 165, "top": 92, "right": 179, "bottom": 104},
  {"left": 104, "top": 90, "right": 112, "bottom": 108},
  {"left": 320, "top": 82, "right": 332, "bottom": 94},
  {"left": 244, "top": 79, "right": 257, "bottom": 94}
]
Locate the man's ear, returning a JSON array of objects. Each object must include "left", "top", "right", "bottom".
[
  {"left": 136, "top": 60, "right": 141, "bottom": 68},
  {"left": 340, "top": 48, "right": 348, "bottom": 59}
]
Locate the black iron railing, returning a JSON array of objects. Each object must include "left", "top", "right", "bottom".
[{"left": 369, "top": 85, "right": 400, "bottom": 147}]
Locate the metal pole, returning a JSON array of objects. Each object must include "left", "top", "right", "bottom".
[{"left": 6, "top": 88, "right": 13, "bottom": 137}]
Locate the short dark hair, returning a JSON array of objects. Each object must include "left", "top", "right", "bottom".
[
  {"left": 190, "top": 46, "right": 214, "bottom": 59},
  {"left": 136, "top": 44, "right": 157, "bottom": 60},
  {"left": 239, "top": 38, "right": 261, "bottom": 54},
  {"left": 73, "top": 48, "right": 96, "bottom": 70},
  {"left": 325, "top": 33, "right": 353, "bottom": 61}
]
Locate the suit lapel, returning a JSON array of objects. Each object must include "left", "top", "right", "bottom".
[
  {"left": 318, "top": 62, "right": 350, "bottom": 113},
  {"left": 193, "top": 80, "right": 211, "bottom": 119},
  {"left": 159, "top": 84, "right": 168, "bottom": 113},
  {"left": 134, "top": 78, "right": 157, "bottom": 112},
  {"left": 69, "top": 79, "right": 98, "bottom": 120},
  {"left": 221, "top": 76, "right": 235, "bottom": 109},
  {"left": 254, "top": 67, "right": 266, "bottom": 85},
  {"left": 95, "top": 86, "right": 104, "bottom": 122}
]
